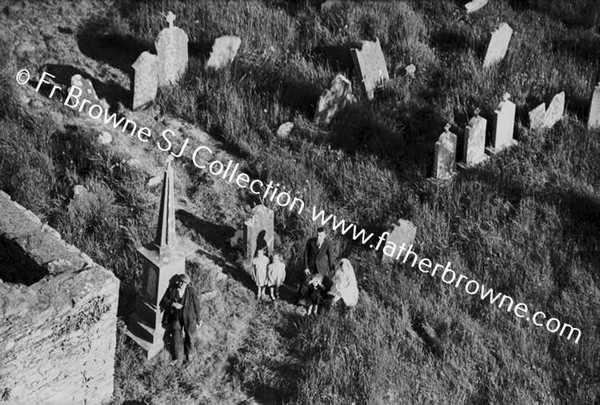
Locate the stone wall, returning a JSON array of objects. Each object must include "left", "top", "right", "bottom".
[{"left": 0, "top": 191, "right": 120, "bottom": 404}]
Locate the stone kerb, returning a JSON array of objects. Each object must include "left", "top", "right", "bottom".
[{"left": 0, "top": 190, "right": 119, "bottom": 405}]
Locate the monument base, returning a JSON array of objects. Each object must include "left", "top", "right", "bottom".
[
  {"left": 457, "top": 154, "right": 490, "bottom": 170},
  {"left": 485, "top": 139, "right": 518, "bottom": 155}
]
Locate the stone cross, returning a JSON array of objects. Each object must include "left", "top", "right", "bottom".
[
  {"left": 315, "top": 74, "right": 356, "bottom": 126},
  {"left": 543, "top": 91, "right": 565, "bottom": 128},
  {"left": 483, "top": 23, "right": 513, "bottom": 68},
  {"left": 461, "top": 108, "right": 488, "bottom": 168},
  {"left": 487, "top": 93, "right": 517, "bottom": 153},
  {"left": 382, "top": 219, "right": 417, "bottom": 264},
  {"left": 433, "top": 123, "right": 457, "bottom": 180},
  {"left": 351, "top": 38, "right": 389, "bottom": 100},
  {"left": 244, "top": 204, "right": 274, "bottom": 259},
  {"left": 588, "top": 83, "right": 600, "bottom": 129},
  {"left": 131, "top": 51, "right": 158, "bottom": 110},
  {"left": 156, "top": 11, "right": 189, "bottom": 87},
  {"left": 206, "top": 35, "right": 242, "bottom": 70}
]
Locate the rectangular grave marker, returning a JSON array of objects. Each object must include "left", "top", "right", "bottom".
[
  {"left": 459, "top": 109, "right": 489, "bottom": 168},
  {"left": 433, "top": 124, "right": 457, "bottom": 180},
  {"left": 487, "top": 93, "right": 518, "bottom": 154},
  {"left": 483, "top": 23, "right": 513, "bottom": 68},
  {"left": 131, "top": 51, "right": 158, "bottom": 110},
  {"left": 351, "top": 38, "right": 389, "bottom": 100}
]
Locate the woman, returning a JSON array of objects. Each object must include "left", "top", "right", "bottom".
[{"left": 328, "top": 259, "right": 359, "bottom": 307}]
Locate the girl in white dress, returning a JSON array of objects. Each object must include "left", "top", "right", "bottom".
[
  {"left": 252, "top": 247, "right": 270, "bottom": 300},
  {"left": 267, "top": 254, "right": 286, "bottom": 300},
  {"left": 328, "top": 258, "right": 359, "bottom": 307}
]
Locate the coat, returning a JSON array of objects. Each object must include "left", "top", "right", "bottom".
[
  {"left": 159, "top": 284, "right": 201, "bottom": 334},
  {"left": 304, "top": 237, "right": 335, "bottom": 278}
]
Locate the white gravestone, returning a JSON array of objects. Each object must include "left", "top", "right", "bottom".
[
  {"left": 131, "top": 51, "right": 158, "bottom": 110},
  {"left": 351, "top": 38, "right": 389, "bottom": 100},
  {"left": 156, "top": 12, "right": 189, "bottom": 87},
  {"left": 459, "top": 108, "right": 489, "bottom": 168},
  {"left": 382, "top": 219, "right": 417, "bottom": 264},
  {"left": 487, "top": 93, "right": 517, "bottom": 154},
  {"left": 543, "top": 91, "right": 565, "bottom": 129},
  {"left": 483, "top": 23, "right": 513, "bottom": 68},
  {"left": 315, "top": 74, "right": 356, "bottom": 126},
  {"left": 206, "top": 35, "right": 242, "bottom": 70},
  {"left": 588, "top": 83, "right": 600, "bottom": 129},
  {"left": 433, "top": 124, "right": 458, "bottom": 180},
  {"left": 465, "top": 0, "right": 489, "bottom": 13},
  {"left": 529, "top": 103, "right": 546, "bottom": 130}
]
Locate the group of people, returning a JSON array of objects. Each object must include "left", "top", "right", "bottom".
[{"left": 159, "top": 225, "right": 359, "bottom": 363}]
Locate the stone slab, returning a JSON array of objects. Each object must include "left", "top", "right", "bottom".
[
  {"left": 483, "top": 23, "right": 513, "bottom": 68},
  {"left": 206, "top": 35, "right": 242, "bottom": 70},
  {"left": 351, "top": 38, "right": 389, "bottom": 99}
]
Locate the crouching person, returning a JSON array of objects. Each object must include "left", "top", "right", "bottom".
[
  {"left": 160, "top": 273, "right": 201, "bottom": 364},
  {"left": 327, "top": 259, "right": 359, "bottom": 309}
]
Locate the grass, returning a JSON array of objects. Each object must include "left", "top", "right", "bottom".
[{"left": 2, "top": 0, "right": 600, "bottom": 404}]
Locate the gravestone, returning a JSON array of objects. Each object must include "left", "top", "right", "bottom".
[
  {"left": 321, "top": 0, "right": 344, "bottom": 11},
  {"left": 351, "top": 38, "right": 389, "bottom": 100},
  {"left": 131, "top": 51, "right": 158, "bottom": 110},
  {"left": 244, "top": 204, "right": 274, "bottom": 259},
  {"left": 465, "top": 0, "right": 488, "bottom": 13},
  {"left": 156, "top": 12, "right": 189, "bottom": 87},
  {"left": 315, "top": 74, "right": 356, "bottom": 125},
  {"left": 487, "top": 93, "right": 517, "bottom": 154},
  {"left": 483, "top": 23, "right": 513, "bottom": 68},
  {"left": 382, "top": 219, "right": 417, "bottom": 264},
  {"left": 459, "top": 108, "right": 489, "bottom": 168},
  {"left": 529, "top": 103, "right": 546, "bottom": 130},
  {"left": 276, "top": 122, "right": 294, "bottom": 138},
  {"left": 70, "top": 74, "right": 109, "bottom": 112},
  {"left": 588, "top": 82, "right": 600, "bottom": 129},
  {"left": 405, "top": 64, "right": 416, "bottom": 78},
  {"left": 126, "top": 159, "right": 187, "bottom": 359},
  {"left": 433, "top": 124, "right": 457, "bottom": 180},
  {"left": 206, "top": 35, "right": 242, "bottom": 70},
  {"left": 543, "top": 91, "right": 565, "bottom": 128}
]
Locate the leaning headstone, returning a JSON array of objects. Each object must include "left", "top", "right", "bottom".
[
  {"left": 244, "top": 204, "right": 274, "bottom": 259},
  {"left": 543, "top": 91, "right": 565, "bottom": 128},
  {"left": 382, "top": 219, "right": 417, "bottom": 264},
  {"left": 487, "top": 93, "right": 517, "bottom": 154},
  {"left": 351, "top": 38, "right": 389, "bottom": 100},
  {"left": 433, "top": 124, "right": 457, "bottom": 180},
  {"left": 276, "top": 122, "right": 294, "bottom": 138},
  {"left": 131, "top": 51, "right": 158, "bottom": 110},
  {"left": 70, "top": 74, "right": 109, "bottom": 112},
  {"left": 315, "top": 74, "right": 356, "bottom": 125},
  {"left": 206, "top": 35, "right": 242, "bottom": 70},
  {"left": 465, "top": 0, "right": 488, "bottom": 13},
  {"left": 321, "top": 0, "right": 344, "bottom": 11},
  {"left": 459, "top": 108, "right": 489, "bottom": 168},
  {"left": 156, "top": 12, "right": 189, "bottom": 87},
  {"left": 483, "top": 23, "right": 513, "bottom": 68},
  {"left": 588, "top": 83, "right": 600, "bottom": 129},
  {"left": 529, "top": 103, "right": 546, "bottom": 130}
]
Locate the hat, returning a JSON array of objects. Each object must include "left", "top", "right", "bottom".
[
  {"left": 316, "top": 226, "right": 325, "bottom": 233},
  {"left": 178, "top": 273, "right": 191, "bottom": 284}
]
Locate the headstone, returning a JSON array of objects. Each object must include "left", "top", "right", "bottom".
[
  {"left": 70, "top": 74, "right": 109, "bottom": 112},
  {"left": 156, "top": 12, "right": 189, "bottom": 87},
  {"left": 244, "top": 204, "right": 274, "bottom": 259},
  {"left": 588, "top": 82, "right": 600, "bottom": 129},
  {"left": 543, "top": 91, "right": 565, "bottom": 128},
  {"left": 529, "top": 103, "right": 546, "bottom": 130},
  {"left": 351, "top": 38, "right": 389, "bottom": 100},
  {"left": 97, "top": 131, "right": 112, "bottom": 144},
  {"left": 483, "top": 23, "right": 513, "bottom": 68},
  {"left": 382, "top": 219, "right": 417, "bottom": 264},
  {"left": 131, "top": 51, "right": 158, "bottom": 110},
  {"left": 487, "top": 93, "right": 518, "bottom": 154},
  {"left": 314, "top": 74, "right": 356, "bottom": 126},
  {"left": 126, "top": 158, "right": 188, "bottom": 359},
  {"left": 465, "top": 0, "right": 489, "bottom": 13},
  {"left": 321, "top": 0, "right": 344, "bottom": 11},
  {"left": 229, "top": 229, "right": 244, "bottom": 247},
  {"left": 405, "top": 64, "right": 416, "bottom": 78},
  {"left": 206, "top": 35, "right": 242, "bottom": 70},
  {"left": 276, "top": 122, "right": 294, "bottom": 138},
  {"left": 433, "top": 124, "right": 458, "bottom": 180},
  {"left": 459, "top": 108, "right": 489, "bottom": 168}
]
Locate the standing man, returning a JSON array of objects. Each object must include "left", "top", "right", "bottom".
[
  {"left": 159, "top": 273, "right": 201, "bottom": 364},
  {"left": 296, "top": 226, "right": 335, "bottom": 303}
]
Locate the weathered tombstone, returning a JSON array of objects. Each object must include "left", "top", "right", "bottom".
[
  {"left": 126, "top": 158, "right": 187, "bottom": 359},
  {"left": 156, "top": 11, "right": 189, "bottom": 87},
  {"left": 529, "top": 103, "right": 546, "bottom": 130},
  {"left": 465, "top": 0, "right": 489, "bottom": 13},
  {"left": 131, "top": 51, "right": 158, "bottom": 110},
  {"left": 206, "top": 35, "right": 242, "bottom": 70},
  {"left": 483, "top": 23, "right": 513, "bottom": 68},
  {"left": 351, "top": 38, "right": 389, "bottom": 100},
  {"left": 244, "top": 204, "right": 274, "bottom": 259},
  {"left": 276, "top": 122, "right": 294, "bottom": 138},
  {"left": 321, "top": 0, "right": 344, "bottom": 11},
  {"left": 487, "top": 93, "right": 517, "bottom": 154},
  {"left": 543, "top": 91, "right": 565, "bottom": 128},
  {"left": 70, "top": 74, "right": 109, "bottom": 112},
  {"left": 315, "top": 74, "right": 356, "bottom": 125},
  {"left": 382, "top": 219, "right": 417, "bottom": 264},
  {"left": 588, "top": 82, "right": 600, "bottom": 129},
  {"left": 459, "top": 108, "right": 489, "bottom": 168},
  {"left": 433, "top": 124, "right": 458, "bottom": 180},
  {"left": 405, "top": 64, "right": 416, "bottom": 78}
]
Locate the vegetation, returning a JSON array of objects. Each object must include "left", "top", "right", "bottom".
[{"left": 1, "top": 0, "right": 599, "bottom": 403}]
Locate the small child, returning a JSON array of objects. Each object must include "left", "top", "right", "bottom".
[
  {"left": 252, "top": 247, "right": 270, "bottom": 300},
  {"left": 267, "top": 254, "right": 286, "bottom": 300},
  {"left": 302, "top": 274, "right": 325, "bottom": 316}
]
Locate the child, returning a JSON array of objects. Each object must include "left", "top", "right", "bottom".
[
  {"left": 299, "top": 273, "right": 325, "bottom": 316},
  {"left": 252, "top": 246, "right": 270, "bottom": 300},
  {"left": 267, "top": 254, "right": 286, "bottom": 300}
]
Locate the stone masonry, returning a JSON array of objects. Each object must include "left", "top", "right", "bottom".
[{"left": 0, "top": 190, "right": 119, "bottom": 405}]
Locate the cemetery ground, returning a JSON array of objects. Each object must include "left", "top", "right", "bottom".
[{"left": 1, "top": 0, "right": 600, "bottom": 404}]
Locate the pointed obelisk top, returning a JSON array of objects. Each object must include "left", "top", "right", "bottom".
[{"left": 154, "top": 156, "right": 177, "bottom": 256}]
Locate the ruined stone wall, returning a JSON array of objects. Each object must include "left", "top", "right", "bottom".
[{"left": 0, "top": 191, "right": 120, "bottom": 405}]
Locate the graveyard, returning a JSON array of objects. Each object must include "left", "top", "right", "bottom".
[{"left": 1, "top": 0, "right": 599, "bottom": 404}]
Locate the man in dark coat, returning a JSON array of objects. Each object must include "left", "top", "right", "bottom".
[
  {"left": 296, "top": 226, "right": 335, "bottom": 304},
  {"left": 159, "top": 273, "right": 201, "bottom": 363}
]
